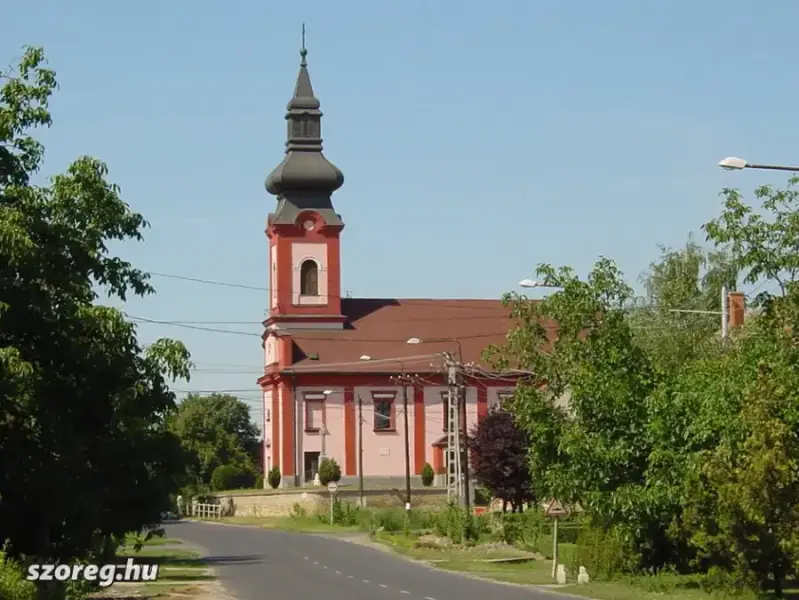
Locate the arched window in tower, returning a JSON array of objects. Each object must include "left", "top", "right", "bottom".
[{"left": 300, "top": 260, "right": 319, "bottom": 296}]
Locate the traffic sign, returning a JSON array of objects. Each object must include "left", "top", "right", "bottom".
[
  {"left": 545, "top": 499, "right": 568, "bottom": 518},
  {"left": 327, "top": 482, "right": 338, "bottom": 493}
]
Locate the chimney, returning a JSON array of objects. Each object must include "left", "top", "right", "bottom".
[{"left": 728, "top": 291, "right": 745, "bottom": 328}]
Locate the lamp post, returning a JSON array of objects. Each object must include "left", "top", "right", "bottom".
[{"left": 718, "top": 156, "right": 799, "bottom": 173}]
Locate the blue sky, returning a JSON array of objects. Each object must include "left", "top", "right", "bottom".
[{"left": 5, "top": 0, "right": 798, "bottom": 424}]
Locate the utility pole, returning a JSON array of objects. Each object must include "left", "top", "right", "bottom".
[
  {"left": 721, "top": 284, "right": 729, "bottom": 340},
  {"left": 459, "top": 378, "right": 471, "bottom": 514},
  {"left": 402, "top": 380, "right": 412, "bottom": 511},
  {"left": 445, "top": 354, "right": 463, "bottom": 505},
  {"left": 392, "top": 370, "right": 414, "bottom": 512},
  {"left": 357, "top": 394, "right": 364, "bottom": 507}
]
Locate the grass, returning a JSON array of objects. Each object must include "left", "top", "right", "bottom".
[
  {"left": 116, "top": 548, "right": 211, "bottom": 570},
  {"left": 87, "top": 545, "right": 219, "bottom": 600},
  {"left": 121, "top": 535, "right": 183, "bottom": 547}
]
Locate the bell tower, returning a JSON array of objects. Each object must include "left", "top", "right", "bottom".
[{"left": 264, "top": 33, "right": 346, "bottom": 330}]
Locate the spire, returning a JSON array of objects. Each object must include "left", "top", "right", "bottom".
[
  {"left": 265, "top": 27, "right": 345, "bottom": 213},
  {"left": 289, "top": 24, "right": 319, "bottom": 112}
]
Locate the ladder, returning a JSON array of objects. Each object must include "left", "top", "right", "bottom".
[{"left": 445, "top": 381, "right": 462, "bottom": 503}]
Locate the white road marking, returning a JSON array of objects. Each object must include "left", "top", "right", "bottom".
[
  {"left": 379, "top": 584, "right": 388, "bottom": 588},
  {"left": 425, "top": 597, "right": 437, "bottom": 600},
  {"left": 323, "top": 566, "right": 328, "bottom": 569},
  {"left": 303, "top": 556, "right": 309, "bottom": 560},
  {"left": 313, "top": 561, "right": 318, "bottom": 565},
  {"left": 362, "top": 579, "right": 370, "bottom": 583},
  {"left": 335, "top": 570, "right": 342, "bottom": 575},
  {"left": 400, "top": 591, "right": 410, "bottom": 595},
  {"left": 348, "top": 575, "right": 354, "bottom": 579}
]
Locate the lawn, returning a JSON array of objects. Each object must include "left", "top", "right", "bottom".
[
  {"left": 121, "top": 534, "right": 184, "bottom": 547},
  {"left": 96, "top": 545, "right": 219, "bottom": 600}
]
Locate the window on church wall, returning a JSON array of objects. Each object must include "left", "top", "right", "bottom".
[
  {"left": 498, "top": 391, "right": 515, "bottom": 406},
  {"left": 304, "top": 393, "right": 325, "bottom": 432},
  {"left": 372, "top": 392, "right": 396, "bottom": 432},
  {"left": 300, "top": 260, "right": 319, "bottom": 296}
]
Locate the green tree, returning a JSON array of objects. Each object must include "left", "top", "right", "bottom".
[
  {"left": 0, "top": 46, "right": 191, "bottom": 566},
  {"left": 629, "top": 235, "right": 736, "bottom": 373},
  {"left": 485, "top": 257, "right": 715, "bottom": 570},
  {"left": 169, "top": 393, "right": 260, "bottom": 483},
  {"left": 420, "top": 463, "right": 434, "bottom": 487},
  {"left": 317, "top": 458, "right": 341, "bottom": 486},
  {"left": 267, "top": 466, "right": 281, "bottom": 489}
]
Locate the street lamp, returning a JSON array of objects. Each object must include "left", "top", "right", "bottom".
[
  {"left": 406, "top": 337, "right": 462, "bottom": 360},
  {"left": 519, "top": 279, "right": 561, "bottom": 289},
  {"left": 718, "top": 156, "right": 799, "bottom": 173}
]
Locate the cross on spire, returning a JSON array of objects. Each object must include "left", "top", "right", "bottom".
[{"left": 300, "top": 23, "right": 307, "bottom": 66}]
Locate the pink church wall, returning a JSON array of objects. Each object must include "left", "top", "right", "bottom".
[
  {"left": 354, "top": 385, "right": 417, "bottom": 476},
  {"left": 288, "top": 383, "right": 518, "bottom": 480},
  {"left": 297, "top": 387, "right": 347, "bottom": 469}
]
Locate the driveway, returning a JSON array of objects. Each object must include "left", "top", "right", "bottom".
[{"left": 164, "top": 521, "right": 566, "bottom": 600}]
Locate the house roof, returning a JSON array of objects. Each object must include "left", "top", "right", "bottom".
[{"left": 283, "top": 297, "right": 546, "bottom": 375}]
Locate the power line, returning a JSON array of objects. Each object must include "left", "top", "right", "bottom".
[
  {"left": 129, "top": 314, "right": 511, "bottom": 343},
  {"left": 145, "top": 270, "right": 511, "bottom": 311},
  {"left": 127, "top": 315, "right": 260, "bottom": 337}
]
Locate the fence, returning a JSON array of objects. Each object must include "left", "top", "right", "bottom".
[{"left": 189, "top": 502, "right": 222, "bottom": 520}]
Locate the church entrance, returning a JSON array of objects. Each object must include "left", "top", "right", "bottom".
[{"left": 304, "top": 451, "right": 320, "bottom": 483}]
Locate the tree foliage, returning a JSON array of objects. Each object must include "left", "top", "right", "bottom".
[
  {"left": 0, "top": 46, "right": 191, "bottom": 567},
  {"left": 486, "top": 178, "right": 799, "bottom": 594},
  {"left": 169, "top": 393, "right": 261, "bottom": 485},
  {"left": 210, "top": 464, "right": 255, "bottom": 492},
  {"left": 468, "top": 407, "right": 534, "bottom": 511},
  {"left": 318, "top": 458, "right": 341, "bottom": 486}
]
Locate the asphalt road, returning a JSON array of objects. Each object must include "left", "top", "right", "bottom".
[{"left": 164, "top": 520, "right": 566, "bottom": 600}]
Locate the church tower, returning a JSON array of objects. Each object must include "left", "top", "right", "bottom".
[{"left": 265, "top": 37, "right": 346, "bottom": 330}]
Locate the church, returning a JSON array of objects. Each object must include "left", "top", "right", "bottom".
[{"left": 257, "top": 43, "right": 521, "bottom": 488}]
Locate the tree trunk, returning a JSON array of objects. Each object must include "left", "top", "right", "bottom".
[{"left": 773, "top": 566, "right": 784, "bottom": 598}]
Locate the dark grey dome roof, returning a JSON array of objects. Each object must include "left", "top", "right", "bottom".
[{"left": 265, "top": 47, "right": 344, "bottom": 197}]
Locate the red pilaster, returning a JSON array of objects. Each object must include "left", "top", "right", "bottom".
[
  {"left": 344, "top": 387, "right": 356, "bottom": 475},
  {"left": 280, "top": 383, "right": 295, "bottom": 477},
  {"left": 271, "top": 386, "right": 280, "bottom": 470},
  {"left": 477, "top": 386, "right": 488, "bottom": 422},
  {"left": 433, "top": 446, "right": 444, "bottom": 474},
  {"left": 413, "top": 386, "right": 426, "bottom": 474}
]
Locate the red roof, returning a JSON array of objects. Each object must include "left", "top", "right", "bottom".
[{"left": 285, "top": 298, "right": 522, "bottom": 374}]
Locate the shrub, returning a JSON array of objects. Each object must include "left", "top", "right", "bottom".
[
  {"left": 210, "top": 464, "right": 255, "bottom": 491},
  {"left": 254, "top": 474, "right": 264, "bottom": 489},
  {"left": 267, "top": 466, "right": 281, "bottom": 489},
  {"left": 574, "top": 522, "right": 638, "bottom": 580},
  {"left": 433, "top": 503, "right": 479, "bottom": 544},
  {"left": 318, "top": 458, "right": 341, "bottom": 486},
  {"left": 330, "top": 500, "right": 361, "bottom": 526},
  {"left": 0, "top": 552, "right": 35, "bottom": 600},
  {"left": 421, "top": 463, "right": 435, "bottom": 487}
]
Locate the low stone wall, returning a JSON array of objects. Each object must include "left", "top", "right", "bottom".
[{"left": 215, "top": 487, "right": 448, "bottom": 518}]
